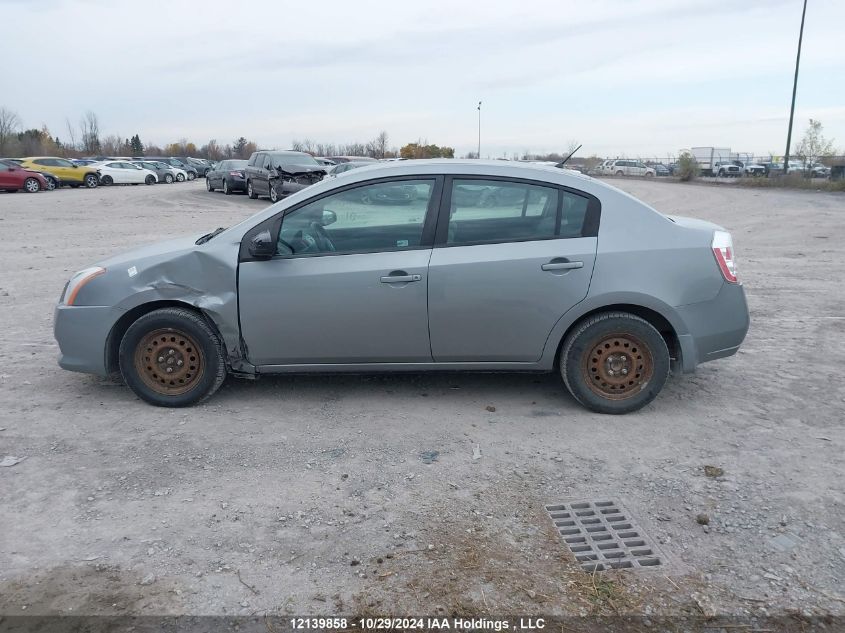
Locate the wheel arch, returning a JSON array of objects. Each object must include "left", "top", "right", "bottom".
[
  {"left": 105, "top": 300, "right": 226, "bottom": 375},
  {"left": 549, "top": 301, "right": 684, "bottom": 371}
]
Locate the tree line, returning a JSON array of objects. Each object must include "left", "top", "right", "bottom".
[{"left": 0, "top": 108, "right": 458, "bottom": 161}]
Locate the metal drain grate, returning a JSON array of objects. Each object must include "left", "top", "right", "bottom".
[{"left": 545, "top": 499, "right": 663, "bottom": 571}]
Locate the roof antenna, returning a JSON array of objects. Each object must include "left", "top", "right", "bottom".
[{"left": 556, "top": 144, "right": 582, "bottom": 168}]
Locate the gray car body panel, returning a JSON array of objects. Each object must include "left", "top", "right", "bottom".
[{"left": 53, "top": 160, "right": 748, "bottom": 379}]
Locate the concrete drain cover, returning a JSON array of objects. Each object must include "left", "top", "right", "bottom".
[{"left": 545, "top": 499, "right": 663, "bottom": 571}]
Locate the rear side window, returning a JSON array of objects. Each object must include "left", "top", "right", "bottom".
[
  {"left": 445, "top": 179, "right": 593, "bottom": 245},
  {"left": 446, "top": 180, "right": 558, "bottom": 245}
]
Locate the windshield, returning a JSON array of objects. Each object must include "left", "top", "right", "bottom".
[{"left": 271, "top": 152, "right": 318, "bottom": 166}]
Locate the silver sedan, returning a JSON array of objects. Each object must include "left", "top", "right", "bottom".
[{"left": 54, "top": 160, "right": 749, "bottom": 414}]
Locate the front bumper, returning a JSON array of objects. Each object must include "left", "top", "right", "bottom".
[
  {"left": 54, "top": 304, "right": 116, "bottom": 376},
  {"left": 674, "top": 282, "right": 749, "bottom": 372}
]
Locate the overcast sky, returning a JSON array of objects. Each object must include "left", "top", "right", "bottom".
[{"left": 4, "top": 0, "right": 843, "bottom": 158}]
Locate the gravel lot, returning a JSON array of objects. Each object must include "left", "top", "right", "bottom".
[{"left": 0, "top": 178, "right": 843, "bottom": 622}]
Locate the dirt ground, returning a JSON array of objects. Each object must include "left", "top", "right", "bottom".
[{"left": 0, "top": 178, "right": 843, "bottom": 624}]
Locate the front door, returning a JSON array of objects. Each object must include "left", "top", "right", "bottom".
[
  {"left": 238, "top": 177, "right": 441, "bottom": 366},
  {"left": 427, "top": 177, "right": 598, "bottom": 362}
]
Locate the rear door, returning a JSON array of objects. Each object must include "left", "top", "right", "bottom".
[
  {"left": 427, "top": 177, "right": 599, "bottom": 362},
  {"left": 238, "top": 176, "right": 442, "bottom": 366}
]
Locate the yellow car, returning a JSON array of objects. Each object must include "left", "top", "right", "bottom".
[{"left": 19, "top": 157, "right": 99, "bottom": 188}]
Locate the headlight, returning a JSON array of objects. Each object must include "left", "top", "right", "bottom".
[{"left": 61, "top": 267, "right": 106, "bottom": 305}]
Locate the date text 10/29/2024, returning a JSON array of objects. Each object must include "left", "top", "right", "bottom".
[{"left": 290, "top": 617, "right": 546, "bottom": 631}]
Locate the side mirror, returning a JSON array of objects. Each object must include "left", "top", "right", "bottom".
[
  {"left": 248, "top": 230, "right": 275, "bottom": 259},
  {"left": 321, "top": 209, "right": 337, "bottom": 226}
]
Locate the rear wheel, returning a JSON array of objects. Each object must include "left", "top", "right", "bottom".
[
  {"left": 176, "top": 172, "right": 186, "bottom": 182},
  {"left": 119, "top": 307, "right": 226, "bottom": 407},
  {"left": 84, "top": 173, "right": 99, "bottom": 188},
  {"left": 247, "top": 181, "right": 257, "bottom": 199},
  {"left": 101, "top": 175, "right": 113, "bottom": 185},
  {"left": 223, "top": 180, "right": 231, "bottom": 195},
  {"left": 24, "top": 177, "right": 41, "bottom": 193},
  {"left": 145, "top": 175, "right": 156, "bottom": 185},
  {"left": 187, "top": 172, "right": 196, "bottom": 181},
  {"left": 269, "top": 182, "right": 279, "bottom": 203},
  {"left": 560, "top": 312, "right": 669, "bottom": 414}
]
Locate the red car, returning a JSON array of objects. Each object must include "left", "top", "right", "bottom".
[{"left": 0, "top": 160, "right": 49, "bottom": 193}]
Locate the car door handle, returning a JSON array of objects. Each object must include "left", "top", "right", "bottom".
[
  {"left": 541, "top": 260, "right": 583, "bottom": 271},
  {"left": 380, "top": 273, "right": 422, "bottom": 283}
]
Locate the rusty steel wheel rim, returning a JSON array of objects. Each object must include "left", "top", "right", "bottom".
[
  {"left": 134, "top": 328, "right": 204, "bottom": 396},
  {"left": 582, "top": 333, "right": 654, "bottom": 400}
]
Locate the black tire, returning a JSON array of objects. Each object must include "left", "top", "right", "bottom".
[
  {"left": 615, "top": 170, "right": 624, "bottom": 177},
  {"left": 45, "top": 176, "right": 57, "bottom": 190},
  {"left": 560, "top": 312, "right": 669, "bottom": 414},
  {"left": 24, "top": 177, "right": 41, "bottom": 193},
  {"left": 269, "top": 182, "right": 279, "bottom": 203},
  {"left": 101, "top": 175, "right": 113, "bottom": 185},
  {"left": 206, "top": 178, "right": 214, "bottom": 192},
  {"left": 84, "top": 173, "right": 99, "bottom": 188},
  {"left": 118, "top": 307, "right": 227, "bottom": 407},
  {"left": 164, "top": 174, "right": 174, "bottom": 184},
  {"left": 187, "top": 172, "right": 196, "bottom": 181},
  {"left": 247, "top": 181, "right": 257, "bottom": 199},
  {"left": 145, "top": 175, "right": 156, "bottom": 185},
  {"left": 223, "top": 180, "right": 231, "bottom": 195},
  {"left": 176, "top": 172, "right": 186, "bottom": 182}
]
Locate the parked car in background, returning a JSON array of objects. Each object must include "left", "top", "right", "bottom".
[
  {"left": 93, "top": 161, "right": 157, "bottom": 185},
  {"left": 53, "top": 160, "right": 749, "bottom": 414},
  {"left": 607, "top": 159, "right": 655, "bottom": 177},
  {"left": 732, "top": 160, "right": 765, "bottom": 177},
  {"left": 206, "top": 159, "right": 248, "bottom": 194},
  {"left": 142, "top": 157, "right": 197, "bottom": 180},
  {"left": 328, "top": 156, "right": 379, "bottom": 164},
  {"left": 327, "top": 161, "right": 370, "bottom": 178},
  {"left": 244, "top": 150, "right": 327, "bottom": 202},
  {"left": 133, "top": 160, "right": 181, "bottom": 184},
  {"left": 315, "top": 157, "right": 337, "bottom": 168},
  {"left": 1, "top": 158, "right": 61, "bottom": 189},
  {"left": 759, "top": 162, "right": 783, "bottom": 177},
  {"left": 19, "top": 156, "right": 99, "bottom": 188},
  {"left": 0, "top": 160, "right": 49, "bottom": 192},
  {"left": 713, "top": 161, "right": 741, "bottom": 177},
  {"left": 806, "top": 163, "right": 830, "bottom": 178},
  {"left": 131, "top": 159, "right": 188, "bottom": 182},
  {"left": 72, "top": 159, "right": 99, "bottom": 166},
  {"left": 178, "top": 157, "right": 211, "bottom": 176},
  {"left": 652, "top": 164, "right": 670, "bottom": 177}
]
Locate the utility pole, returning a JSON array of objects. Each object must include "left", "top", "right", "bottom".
[
  {"left": 783, "top": 0, "right": 807, "bottom": 176},
  {"left": 477, "top": 101, "right": 482, "bottom": 159}
]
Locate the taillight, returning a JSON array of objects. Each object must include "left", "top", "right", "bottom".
[
  {"left": 712, "top": 230, "right": 738, "bottom": 283},
  {"left": 229, "top": 171, "right": 244, "bottom": 177}
]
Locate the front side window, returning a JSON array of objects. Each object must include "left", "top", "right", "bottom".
[
  {"left": 275, "top": 179, "right": 435, "bottom": 256},
  {"left": 446, "top": 179, "right": 558, "bottom": 245}
]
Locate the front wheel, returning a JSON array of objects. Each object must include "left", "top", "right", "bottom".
[
  {"left": 118, "top": 307, "right": 227, "bottom": 407},
  {"left": 269, "top": 182, "right": 279, "bottom": 203},
  {"left": 223, "top": 180, "right": 231, "bottom": 195},
  {"left": 187, "top": 172, "right": 196, "bottom": 181},
  {"left": 560, "top": 312, "right": 669, "bottom": 414},
  {"left": 247, "top": 181, "right": 257, "bottom": 199},
  {"left": 101, "top": 175, "right": 113, "bottom": 185},
  {"left": 176, "top": 173, "right": 186, "bottom": 182},
  {"left": 615, "top": 170, "right": 624, "bottom": 177},
  {"left": 84, "top": 173, "right": 99, "bottom": 188},
  {"left": 44, "top": 176, "right": 57, "bottom": 190},
  {"left": 145, "top": 175, "right": 156, "bottom": 185},
  {"left": 24, "top": 177, "right": 41, "bottom": 193}
]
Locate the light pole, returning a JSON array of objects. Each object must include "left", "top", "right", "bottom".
[
  {"left": 477, "top": 101, "right": 482, "bottom": 159},
  {"left": 783, "top": 0, "right": 807, "bottom": 175}
]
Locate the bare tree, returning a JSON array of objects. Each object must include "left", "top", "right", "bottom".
[
  {"left": 0, "top": 107, "right": 21, "bottom": 154},
  {"left": 369, "top": 131, "right": 389, "bottom": 159},
  {"left": 79, "top": 111, "right": 101, "bottom": 154},
  {"left": 64, "top": 117, "right": 78, "bottom": 152}
]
